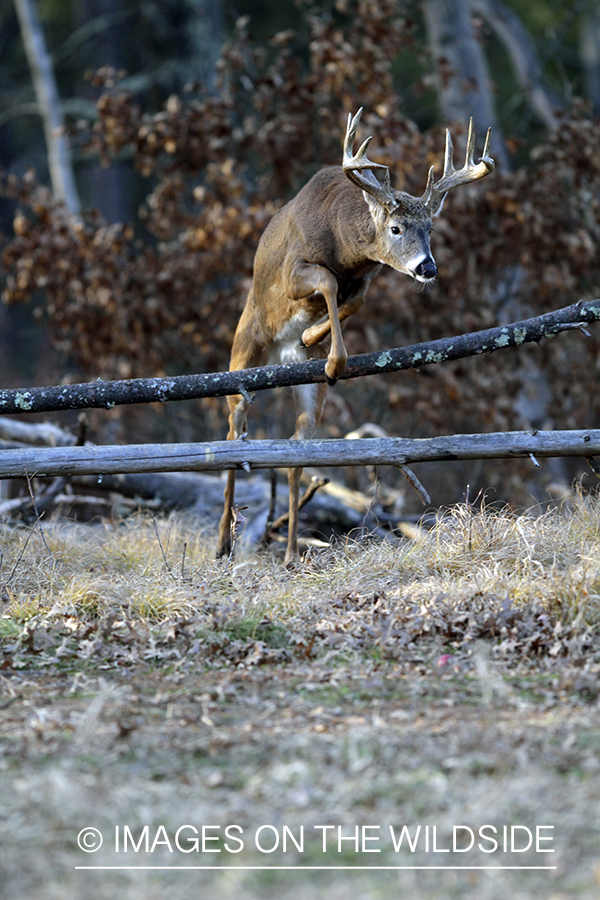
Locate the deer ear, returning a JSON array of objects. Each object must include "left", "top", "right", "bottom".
[
  {"left": 362, "top": 191, "right": 388, "bottom": 228},
  {"left": 431, "top": 193, "right": 446, "bottom": 217}
]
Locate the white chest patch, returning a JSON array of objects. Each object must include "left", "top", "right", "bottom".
[{"left": 269, "top": 311, "right": 312, "bottom": 365}]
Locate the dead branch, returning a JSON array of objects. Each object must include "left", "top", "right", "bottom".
[
  {"left": 0, "top": 299, "right": 598, "bottom": 417},
  {"left": 24, "top": 472, "right": 54, "bottom": 563},
  {"left": 269, "top": 476, "right": 330, "bottom": 533}
]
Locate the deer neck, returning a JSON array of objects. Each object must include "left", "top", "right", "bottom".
[{"left": 328, "top": 191, "right": 382, "bottom": 276}]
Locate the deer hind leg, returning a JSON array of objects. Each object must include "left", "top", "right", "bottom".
[
  {"left": 216, "top": 304, "right": 265, "bottom": 559},
  {"left": 216, "top": 391, "right": 252, "bottom": 558},
  {"left": 285, "top": 380, "right": 328, "bottom": 565}
]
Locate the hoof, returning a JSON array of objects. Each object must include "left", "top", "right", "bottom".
[
  {"left": 325, "top": 354, "right": 347, "bottom": 386},
  {"left": 301, "top": 325, "right": 316, "bottom": 347}
]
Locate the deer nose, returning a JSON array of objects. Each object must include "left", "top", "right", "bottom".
[{"left": 415, "top": 259, "right": 437, "bottom": 280}]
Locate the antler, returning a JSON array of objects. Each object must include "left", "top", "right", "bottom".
[
  {"left": 342, "top": 108, "right": 399, "bottom": 213},
  {"left": 422, "top": 118, "right": 494, "bottom": 215}
]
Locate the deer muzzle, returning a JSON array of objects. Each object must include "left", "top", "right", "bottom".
[{"left": 414, "top": 258, "right": 438, "bottom": 281}]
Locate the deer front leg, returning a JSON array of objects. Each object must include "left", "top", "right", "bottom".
[
  {"left": 287, "top": 263, "right": 346, "bottom": 384},
  {"left": 301, "top": 291, "right": 366, "bottom": 348},
  {"left": 301, "top": 277, "right": 370, "bottom": 349}
]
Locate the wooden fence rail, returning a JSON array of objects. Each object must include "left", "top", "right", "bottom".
[
  {"left": 1, "top": 430, "right": 599, "bottom": 479},
  {"left": 0, "top": 299, "right": 598, "bottom": 416}
]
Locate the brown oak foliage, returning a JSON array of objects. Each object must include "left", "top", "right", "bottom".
[{"left": 1, "top": 0, "right": 600, "bottom": 502}]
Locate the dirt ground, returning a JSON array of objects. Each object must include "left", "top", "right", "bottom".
[
  {"left": 1, "top": 509, "right": 600, "bottom": 899},
  {"left": 2, "top": 652, "right": 600, "bottom": 900}
]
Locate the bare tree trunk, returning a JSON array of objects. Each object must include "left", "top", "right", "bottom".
[
  {"left": 580, "top": 7, "right": 600, "bottom": 114},
  {"left": 472, "top": 0, "right": 559, "bottom": 128},
  {"left": 184, "top": 0, "right": 224, "bottom": 90},
  {"left": 422, "top": 0, "right": 509, "bottom": 168},
  {"left": 13, "top": 0, "right": 80, "bottom": 213},
  {"left": 76, "top": 0, "right": 131, "bottom": 223}
]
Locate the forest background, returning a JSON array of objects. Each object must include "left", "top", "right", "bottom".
[{"left": 2, "top": 0, "right": 600, "bottom": 515}]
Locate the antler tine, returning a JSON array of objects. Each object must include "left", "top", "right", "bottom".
[
  {"left": 482, "top": 126, "right": 492, "bottom": 161},
  {"left": 355, "top": 135, "right": 377, "bottom": 166},
  {"left": 422, "top": 165, "right": 435, "bottom": 206},
  {"left": 443, "top": 129, "right": 454, "bottom": 178},
  {"left": 344, "top": 108, "right": 363, "bottom": 159},
  {"left": 342, "top": 108, "right": 398, "bottom": 213},
  {"left": 423, "top": 119, "right": 495, "bottom": 214},
  {"left": 465, "top": 117, "right": 476, "bottom": 167}
]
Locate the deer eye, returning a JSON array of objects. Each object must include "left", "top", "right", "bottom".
[{"left": 391, "top": 225, "right": 402, "bottom": 235}]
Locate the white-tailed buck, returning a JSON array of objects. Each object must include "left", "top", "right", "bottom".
[{"left": 217, "top": 109, "right": 494, "bottom": 564}]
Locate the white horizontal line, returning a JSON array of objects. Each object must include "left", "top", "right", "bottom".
[{"left": 75, "top": 865, "right": 558, "bottom": 871}]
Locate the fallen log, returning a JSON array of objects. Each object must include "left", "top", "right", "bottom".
[
  {"left": 11, "top": 470, "right": 393, "bottom": 545},
  {"left": 0, "top": 418, "right": 76, "bottom": 445},
  {"left": 0, "top": 299, "right": 598, "bottom": 415}
]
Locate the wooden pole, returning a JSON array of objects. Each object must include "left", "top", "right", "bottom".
[
  {"left": 1, "top": 430, "right": 599, "bottom": 479},
  {"left": 0, "top": 299, "right": 598, "bottom": 417}
]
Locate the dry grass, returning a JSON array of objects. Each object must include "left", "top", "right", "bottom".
[
  {"left": 2, "top": 499, "right": 600, "bottom": 900},
  {"left": 1, "top": 494, "right": 599, "bottom": 630}
]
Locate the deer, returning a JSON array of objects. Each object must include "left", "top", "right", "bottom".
[{"left": 216, "top": 109, "right": 494, "bottom": 564}]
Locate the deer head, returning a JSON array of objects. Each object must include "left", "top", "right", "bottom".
[{"left": 343, "top": 108, "right": 495, "bottom": 283}]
